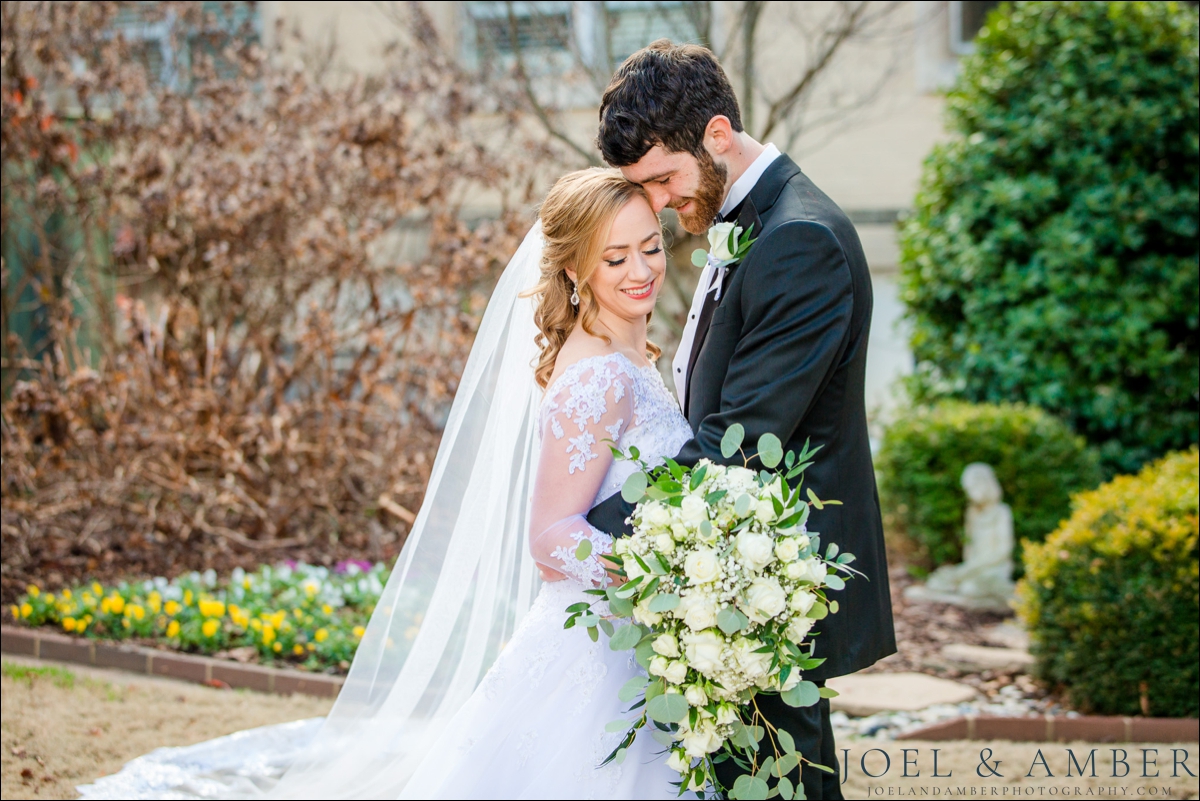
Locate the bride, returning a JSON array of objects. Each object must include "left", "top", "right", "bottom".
[{"left": 80, "top": 169, "right": 694, "bottom": 799}]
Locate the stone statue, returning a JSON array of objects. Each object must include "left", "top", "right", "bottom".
[{"left": 904, "top": 463, "right": 1015, "bottom": 612}]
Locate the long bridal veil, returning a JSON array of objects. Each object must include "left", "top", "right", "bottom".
[{"left": 268, "top": 224, "right": 547, "bottom": 799}]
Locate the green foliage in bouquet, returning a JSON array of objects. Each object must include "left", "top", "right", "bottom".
[
  {"left": 1017, "top": 449, "right": 1199, "bottom": 718},
  {"left": 566, "top": 425, "right": 857, "bottom": 799},
  {"left": 9, "top": 562, "right": 387, "bottom": 672},
  {"left": 877, "top": 401, "right": 1103, "bottom": 572},
  {"left": 898, "top": 1, "right": 1200, "bottom": 476}
]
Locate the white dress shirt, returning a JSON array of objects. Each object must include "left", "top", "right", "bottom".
[{"left": 671, "top": 143, "right": 782, "bottom": 408}]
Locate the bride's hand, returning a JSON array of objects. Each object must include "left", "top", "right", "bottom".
[{"left": 538, "top": 564, "right": 567, "bottom": 582}]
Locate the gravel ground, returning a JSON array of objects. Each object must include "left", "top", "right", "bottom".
[{"left": 3, "top": 656, "right": 1195, "bottom": 800}]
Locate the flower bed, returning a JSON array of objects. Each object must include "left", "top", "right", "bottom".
[{"left": 8, "top": 562, "right": 389, "bottom": 673}]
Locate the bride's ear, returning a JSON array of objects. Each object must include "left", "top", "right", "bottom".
[{"left": 565, "top": 267, "right": 578, "bottom": 285}]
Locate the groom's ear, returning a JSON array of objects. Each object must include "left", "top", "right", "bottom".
[{"left": 703, "top": 116, "right": 736, "bottom": 157}]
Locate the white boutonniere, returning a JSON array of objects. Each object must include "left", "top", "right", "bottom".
[{"left": 691, "top": 222, "right": 756, "bottom": 300}]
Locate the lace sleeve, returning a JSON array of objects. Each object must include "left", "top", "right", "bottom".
[{"left": 529, "top": 361, "right": 633, "bottom": 587}]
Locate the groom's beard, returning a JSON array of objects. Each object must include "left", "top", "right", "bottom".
[{"left": 672, "top": 150, "right": 728, "bottom": 235}]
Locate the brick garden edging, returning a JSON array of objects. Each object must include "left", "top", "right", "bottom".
[
  {"left": 898, "top": 714, "right": 1200, "bottom": 743},
  {"left": 1, "top": 624, "right": 342, "bottom": 698}
]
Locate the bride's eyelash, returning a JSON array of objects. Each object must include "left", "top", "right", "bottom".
[{"left": 605, "top": 245, "right": 662, "bottom": 267}]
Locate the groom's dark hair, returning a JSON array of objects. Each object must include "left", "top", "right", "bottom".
[{"left": 597, "top": 39, "right": 743, "bottom": 167}]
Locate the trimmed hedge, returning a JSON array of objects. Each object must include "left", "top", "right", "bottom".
[
  {"left": 877, "top": 401, "right": 1102, "bottom": 571},
  {"left": 899, "top": 1, "right": 1199, "bottom": 476},
  {"left": 1017, "top": 449, "right": 1199, "bottom": 718}
]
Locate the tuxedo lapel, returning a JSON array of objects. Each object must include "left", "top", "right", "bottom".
[{"left": 683, "top": 197, "right": 762, "bottom": 416}]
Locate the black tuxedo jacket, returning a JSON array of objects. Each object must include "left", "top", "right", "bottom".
[{"left": 588, "top": 155, "right": 896, "bottom": 680}]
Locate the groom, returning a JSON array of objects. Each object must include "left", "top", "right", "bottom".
[{"left": 587, "top": 40, "right": 896, "bottom": 799}]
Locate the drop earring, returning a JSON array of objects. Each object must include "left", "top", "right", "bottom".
[{"left": 570, "top": 280, "right": 580, "bottom": 307}]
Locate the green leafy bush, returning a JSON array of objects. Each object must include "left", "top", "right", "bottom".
[
  {"left": 877, "top": 401, "right": 1102, "bottom": 570},
  {"left": 899, "top": 1, "right": 1199, "bottom": 475},
  {"left": 1017, "top": 449, "right": 1199, "bottom": 717}
]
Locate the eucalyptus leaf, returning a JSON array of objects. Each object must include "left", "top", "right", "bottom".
[
  {"left": 575, "top": 538, "right": 593, "bottom": 561},
  {"left": 598, "top": 618, "right": 614, "bottom": 637},
  {"left": 776, "top": 752, "right": 799, "bottom": 778},
  {"left": 829, "top": 600, "right": 839, "bottom": 614},
  {"left": 806, "top": 602, "right": 829, "bottom": 620},
  {"left": 609, "top": 624, "right": 644, "bottom": 651},
  {"left": 756, "top": 756, "right": 776, "bottom": 780},
  {"left": 819, "top": 686, "right": 840, "bottom": 699},
  {"left": 806, "top": 488, "right": 824, "bottom": 510},
  {"left": 734, "top": 493, "right": 753, "bottom": 517},
  {"left": 699, "top": 519, "right": 713, "bottom": 538},
  {"left": 618, "top": 675, "right": 649, "bottom": 702},
  {"left": 646, "top": 692, "right": 689, "bottom": 724},
  {"left": 777, "top": 776, "right": 795, "bottom": 800},
  {"left": 777, "top": 728, "right": 796, "bottom": 755},
  {"left": 622, "top": 472, "right": 648, "bottom": 503},
  {"left": 607, "top": 595, "right": 634, "bottom": 617},
  {"left": 825, "top": 542, "right": 839, "bottom": 559},
  {"left": 651, "top": 729, "right": 675, "bottom": 747},
  {"left": 780, "top": 680, "right": 820, "bottom": 708},
  {"left": 757, "top": 433, "right": 783, "bottom": 469},
  {"left": 824, "top": 574, "right": 845, "bottom": 591},
  {"left": 721, "top": 423, "right": 745, "bottom": 458},
  {"left": 614, "top": 747, "right": 628, "bottom": 765},
  {"left": 648, "top": 593, "right": 680, "bottom": 612},
  {"left": 717, "top": 606, "right": 749, "bottom": 634},
  {"left": 691, "top": 248, "right": 709, "bottom": 268},
  {"left": 606, "top": 719, "right": 633, "bottom": 732},
  {"left": 634, "top": 639, "right": 655, "bottom": 669}
]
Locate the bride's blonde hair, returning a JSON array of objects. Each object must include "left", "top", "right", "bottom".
[{"left": 526, "top": 168, "right": 663, "bottom": 388}]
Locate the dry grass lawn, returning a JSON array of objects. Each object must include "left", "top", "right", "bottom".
[{"left": 1, "top": 657, "right": 332, "bottom": 799}]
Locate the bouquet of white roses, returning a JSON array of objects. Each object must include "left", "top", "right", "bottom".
[{"left": 564, "top": 425, "right": 860, "bottom": 800}]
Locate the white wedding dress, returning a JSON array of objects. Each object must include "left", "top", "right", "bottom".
[{"left": 77, "top": 223, "right": 698, "bottom": 799}]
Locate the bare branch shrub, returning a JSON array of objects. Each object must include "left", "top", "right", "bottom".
[{"left": 1, "top": 1, "right": 538, "bottom": 599}]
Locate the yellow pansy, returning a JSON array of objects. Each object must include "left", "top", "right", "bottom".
[
  {"left": 108, "top": 595, "right": 125, "bottom": 615},
  {"left": 62, "top": 617, "right": 77, "bottom": 632},
  {"left": 352, "top": 625, "right": 366, "bottom": 639},
  {"left": 201, "top": 618, "right": 220, "bottom": 638},
  {"left": 262, "top": 624, "right": 276, "bottom": 645},
  {"left": 147, "top": 592, "right": 162, "bottom": 613},
  {"left": 164, "top": 600, "right": 182, "bottom": 616},
  {"left": 166, "top": 620, "right": 180, "bottom": 638},
  {"left": 198, "top": 599, "right": 225, "bottom": 618},
  {"left": 20, "top": 603, "right": 32, "bottom": 618},
  {"left": 61, "top": 589, "right": 72, "bottom": 600},
  {"left": 183, "top": 590, "right": 194, "bottom": 606},
  {"left": 92, "top": 582, "right": 103, "bottom": 596},
  {"left": 9, "top": 604, "right": 19, "bottom": 620},
  {"left": 128, "top": 604, "right": 146, "bottom": 621},
  {"left": 314, "top": 628, "right": 329, "bottom": 643},
  {"left": 292, "top": 644, "right": 304, "bottom": 655},
  {"left": 272, "top": 642, "right": 282, "bottom": 652},
  {"left": 321, "top": 604, "right": 333, "bottom": 615},
  {"left": 26, "top": 585, "right": 40, "bottom": 598}
]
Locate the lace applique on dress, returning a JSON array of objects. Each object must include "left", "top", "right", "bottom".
[{"left": 549, "top": 528, "right": 614, "bottom": 587}]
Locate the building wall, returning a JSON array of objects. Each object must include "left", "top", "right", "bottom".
[{"left": 262, "top": 1, "right": 982, "bottom": 425}]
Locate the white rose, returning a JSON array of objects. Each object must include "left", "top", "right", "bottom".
[
  {"left": 653, "top": 633, "right": 681, "bottom": 658},
  {"left": 774, "top": 538, "right": 800, "bottom": 563},
  {"left": 666, "top": 750, "right": 690, "bottom": 773},
  {"left": 727, "top": 466, "right": 758, "bottom": 493},
  {"left": 786, "top": 616, "right": 815, "bottom": 643},
  {"left": 785, "top": 560, "right": 806, "bottom": 580},
  {"left": 655, "top": 533, "right": 676, "bottom": 554},
  {"left": 663, "top": 659, "right": 688, "bottom": 685},
  {"left": 671, "top": 523, "right": 690, "bottom": 541},
  {"left": 789, "top": 589, "right": 817, "bottom": 616},
  {"left": 680, "top": 720, "right": 723, "bottom": 758},
  {"left": 683, "top": 548, "right": 721, "bottom": 584},
  {"left": 704, "top": 463, "right": 726, "bottom": 481},
  {"left": 735, "top": 531, "right": 775, "bottom": 571},
  {"left": 680, "top": 494, "right": 708, "bottom": 526},
  {"left": 707, "top": 222, "right": 739, "bottom": 262},
  {"left": 624, "top": 556, "right": 646, "bottom": 582},
  {"left": 743, "top": 577, "right": 787, "bottom": 624},
  {"left": 633, "top": 601, "right": 663, "bottom": 627},
  {"left": 684, "top": 684, "right": 708, "bottom": 707},
  {"left": 679, "top": 593, "right": 719, "bottom": 631},
  {"left": 682, "top": 630, "right": 725, "bottom": 675},
  {"left": 645, "top": 503, "right": 671, "bottom": 528},
  {"left": 715, "top": 704, "right": 739, "bottom": 726},
  {"left": 796, "top": 533, "right": 811, "bottom": 551},
  {"left": 732, "top": 638, "right": 772, "bottom": 679},
  {"left": 649, "top": 655, "right": 671, "bottom": 678},
  {"left": 613, "top": 538, "right": 631, "bottom": 556},
  {"left": 754, "top": 498, "right": 776, "bottom": 524},
  {"left": 797, "top": 557, "right": 828, "bottom": 585}
]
